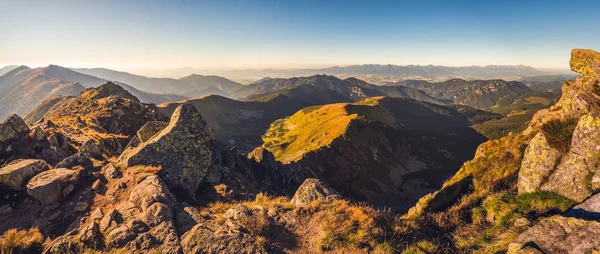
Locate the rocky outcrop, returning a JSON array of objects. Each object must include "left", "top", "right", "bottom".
[
  {"left": 0, "top": 159, "right": 48, "bottom": 190},
  {"left": 180, "top": 204, "right": 272, "bottom": 254},
  {"left": 0, "top": 114, "right": 30, "bottom": 143},
  {"left": 119, "top": 103, "right": 214, "bottom": 201},
  {"left": 291, "top": 178, "right": 341, "bottom": 206},
  {"left": 508, "top": 216, "right": 600, "bottom": 254},
  {"left": 518, "top": 133, "right": 561, "bottom": 193},
  {"left": 26, "top": 168, "right": 76, "bottom": 205},
  {"left": 518, "top": 49, "right": 600, "bottom": 202}
]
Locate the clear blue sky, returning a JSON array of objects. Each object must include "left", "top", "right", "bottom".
[{"left": 1, "top": 0, "right": 598, "bottom": 70}]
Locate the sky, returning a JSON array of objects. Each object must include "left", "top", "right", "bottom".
[{"left": 1, "top": 0, "right": 599, "bottom": 72}]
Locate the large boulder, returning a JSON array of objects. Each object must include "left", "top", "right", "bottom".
[
  {"left": 0, "top": 159, "right": 48, "bottom": 190},
  {"left": 508, "top": 215, "right": 600, "bottom": 254},
  {"left": 518, "top": 132, "right": 562, "bottom": 194},
  {"left": 129, "top": 176, "right": 175, "bottom": 211},
  {"left": 0, "top": 114, "right": 30, "bottom": 143},
  {"left": 120, "top": 104, "right": 214, "bottom": 200},
  {"left": 291, "top": 178, "right": 341, "bottom": 206},
  {"left": 26, "top": 168, "right": 76, "bottom": 205}
]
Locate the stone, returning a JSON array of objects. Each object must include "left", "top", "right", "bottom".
[
  {"left": 127, "top": 219, "right": 149, "bottom": 233},
  {"left": 143, "top": 202, "right": 173, "bottom": 227},
  {"left": 62, "top": 184, "right": 75, "bottom": 197},
  {"left": 79, "top": 139, "right": 103, "bottom": 159},
  {"left": 0, "top": 114, "right": 30, "bottom": 143},
  {"left": 107, "top": 225, "right": 136, "bottom": 248},
  {"left": 540, "top": 153, "right": 592, "bottom": 202},
  {"left": 104, "top": 164, "right": 122, "bottom": 179},
  {"left": 129, "top": 176, "right": 174, "bottom": 211},
  {"left": 91, "top": 172, "right": 102, "bottom": 178},
  {"left": 77, "top": 222, "right": 104, "bottom": 249},
  {"left": 570, "top": 114, "right": 600, "bottom": 170},
  {"left": 518, "top": 133, "right": 562, "bottom": 194},
  {"left": 508, "top": 215, "right": 600, "bottom": 254},
  {"left": 119, "top": 103, "right": 214, "bottom": 200},
  {"left": 48, "top": 210, "right": 63, "bottom": 221},
  {"left": 26, "top": 168, "right": 75, "bottom": 205},
  {"left": 91, "top": 208, "right": 103, "bottom": 220},
  {"left": 291, "top": 178, "right": 341, "bottom": 206},
  {"left": 55, "top": 153, "right": 93, "bottom": 170},
  {"left": 567, "top": 192, "right": 600, "bottom": 220},
  {"left": 0, "top": 204, "right": 14, "bottom": 215},
  {"left": 32, "top": 126, "right": 46, "bottom": 141},
  {"left": 513, "top": 217, "right": 531, "bottom": 227},
  {"left": 136, "top": 121, "right": 168, "bottom": 143},
  {"left": 126, "top": 233, "right": 159, "bottom": 251},
  {"left": 75, "top": 202, "right": 89, "bottom": 212},
  {"left": 570, "top": 48, "right": 600, "bottom": 76},
  {"left": 100, "top": 209, "right": 122, "bottom": 232},
  {"left": 92, "top": 179, "right": 102, "bottom": 191},
  {"left": 0, "top": 159, "right": 49, "bottom": 190}
]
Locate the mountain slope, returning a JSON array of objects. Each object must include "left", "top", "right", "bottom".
[
  {"left": 395, "top": 49, "right": 600, "bottom": 253},
  {"left": 157, "top": 95, "right": 309, "bottom": 153},
  {"left": 395, "top": 78, "right": 532, "bottom": 108},
  {"left": 0, "top": 65, "right": 185, "bottom": 118},
  {"left": 260, "top": 96, "right": 489, "bottom": 211},
  {"left": 74, "top": 67, "right": 242, "bottom": 95},
  {"left": 233, "top": 74, "right": 442, "bottom": 104},
  {"left": 0, "top": 65, "right": 19, "bottom": 77}
]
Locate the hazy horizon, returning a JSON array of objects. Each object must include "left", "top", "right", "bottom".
[{"left": 2, "top": 1, "right": 599, "bottom": 73}]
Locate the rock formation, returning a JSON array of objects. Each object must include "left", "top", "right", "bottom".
[{"left": 119, "top": 103, "right": 214, "bottom": 201}]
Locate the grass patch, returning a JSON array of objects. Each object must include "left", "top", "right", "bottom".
[
  {"left": 541, "top": 117, "right": 578, "bottom": 153},
  {"left": 0, "top": 228, "right": 44, "bottom": 254},
  {"left": 517, "top": 191, "right": 576, "bottom": 214}
]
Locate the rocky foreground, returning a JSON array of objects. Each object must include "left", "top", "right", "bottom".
[{"left": 2, "top": 49, "right": 600, "bottom": 253}]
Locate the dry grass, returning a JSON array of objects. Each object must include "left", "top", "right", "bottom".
[{"left": 0, "top": 228, "right": 44, "bottom": 254}]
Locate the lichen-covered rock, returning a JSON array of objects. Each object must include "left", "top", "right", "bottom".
[
  {"left": 79, "top": 139, "right": 103, "bottom": 159},
  {"left": 507, "top": 215, "right": 600, "bottom": 254},
  {"left": 540, "top": 153, "right": 592, "bottom": 202},
  {"left": 120, "top": 103, "right": 214, "bottom": 200},
  {"left": 570, "top": 48, "right": 600, "bottom": 76},
  {"left": 55, "top": 153, "right": 93, "bottom": 170},
  {"left": 518, "top": 133, "right": 562, "bottom": 194},
  {"left": 291, "top": 178, "right": 341, "bottom": 206},
  {"left": 26, "top": 168, "right": 76, "bottom": 205},
  {"left": 137, "top": 121, "right": 168, "bottom": 143},
  {"left": 570, "top": 114, "right": 600, "bottom": 170},
  {"left": 0, "top": 114, "right": 30, "bottom": 143},
  {"left": 0, "top": 159, "right": 48, "bottom": 190}
]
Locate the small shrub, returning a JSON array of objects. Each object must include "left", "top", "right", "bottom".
[
  {"left": 541, "top": 118, "right": 578, "bottom": 153},
  {"left": 0, "top": 228, "right": 44, "bottom": 254}
]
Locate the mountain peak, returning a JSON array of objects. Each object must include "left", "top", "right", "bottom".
[{"left": 81, "top": 81, "right": 140, "bottom": 102}]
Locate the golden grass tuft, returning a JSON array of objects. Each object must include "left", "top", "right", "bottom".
[{"left": 0, "top": 228, "right": 44, "bottom": 254}]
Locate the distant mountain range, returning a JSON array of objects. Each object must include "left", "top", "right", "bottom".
[
  {"left": 159, "top": 64, "right": 550, "bottom": 84},
  {"left": 73, "top": 67, "right": 242, "bottom": 96},
  {"left": 0, "top": 65, "right": 186, "bottom": 119},
  {"left": 234, "top": 75, "right": 440, "bottom": 104}
]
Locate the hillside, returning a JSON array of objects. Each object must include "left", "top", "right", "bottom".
[
  {"left": 245, "top": 83, "right": 353, "bottom": 105},
  {"left": 233, "top": 74, "right": 441, "bottom": 104},
  {"left": 157, "top": 95, "right": 308, "bottom": 153},
  {"left": 74, "top": 67, "right": 242, "bottom": 96},
  {"left": 393, "top": 49, "right": 600, "bottom": 253},
  {"left": 260, "top": 96, "right": 489, "bottom": 211},
  {"left": 394, "top": 78, "right": 532, "bottom": 108},
  {"left": 0, "top": 65, "right": 185, "bottom": 118},
  {"left": 0, "top": 65, "right": 19, "bottom": 76}
]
